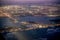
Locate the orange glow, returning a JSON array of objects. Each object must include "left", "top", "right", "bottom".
[{"left": 3, "top": 13, "right": 18, "bottom": 23}]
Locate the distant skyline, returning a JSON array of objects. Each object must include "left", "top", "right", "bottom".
[
  {"left": 0, "top": 0, "right": 60, "bottom": 5},
  {"left": 1, "top": 0, "right": 57, "bottom": 2}
]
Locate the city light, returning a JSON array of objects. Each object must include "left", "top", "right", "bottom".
[{"left": 0, "top": 5, "right": 60, "bottom": 31}]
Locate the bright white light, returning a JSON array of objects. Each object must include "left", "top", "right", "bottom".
[{"left": 39, "top": 25, "right": 43, "bottom": 28}]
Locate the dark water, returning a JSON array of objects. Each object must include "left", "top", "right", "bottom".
[
  {"left": 0, "top": 16, "right": 56, "bottom": 40},
  {"left": 0, "top": 16, "right": 55, "bottom": 27}
]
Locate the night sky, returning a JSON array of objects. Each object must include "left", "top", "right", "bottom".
[{"left": 0, "top": 0, "right": 60, "bottom": 5}]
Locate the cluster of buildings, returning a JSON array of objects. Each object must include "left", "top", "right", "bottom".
[
  {"left": 0, "top": 5, "right": 60, "bottom": 32},
  {"left": 0, "top": 5, "right": 59, "bottom": 17}
]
